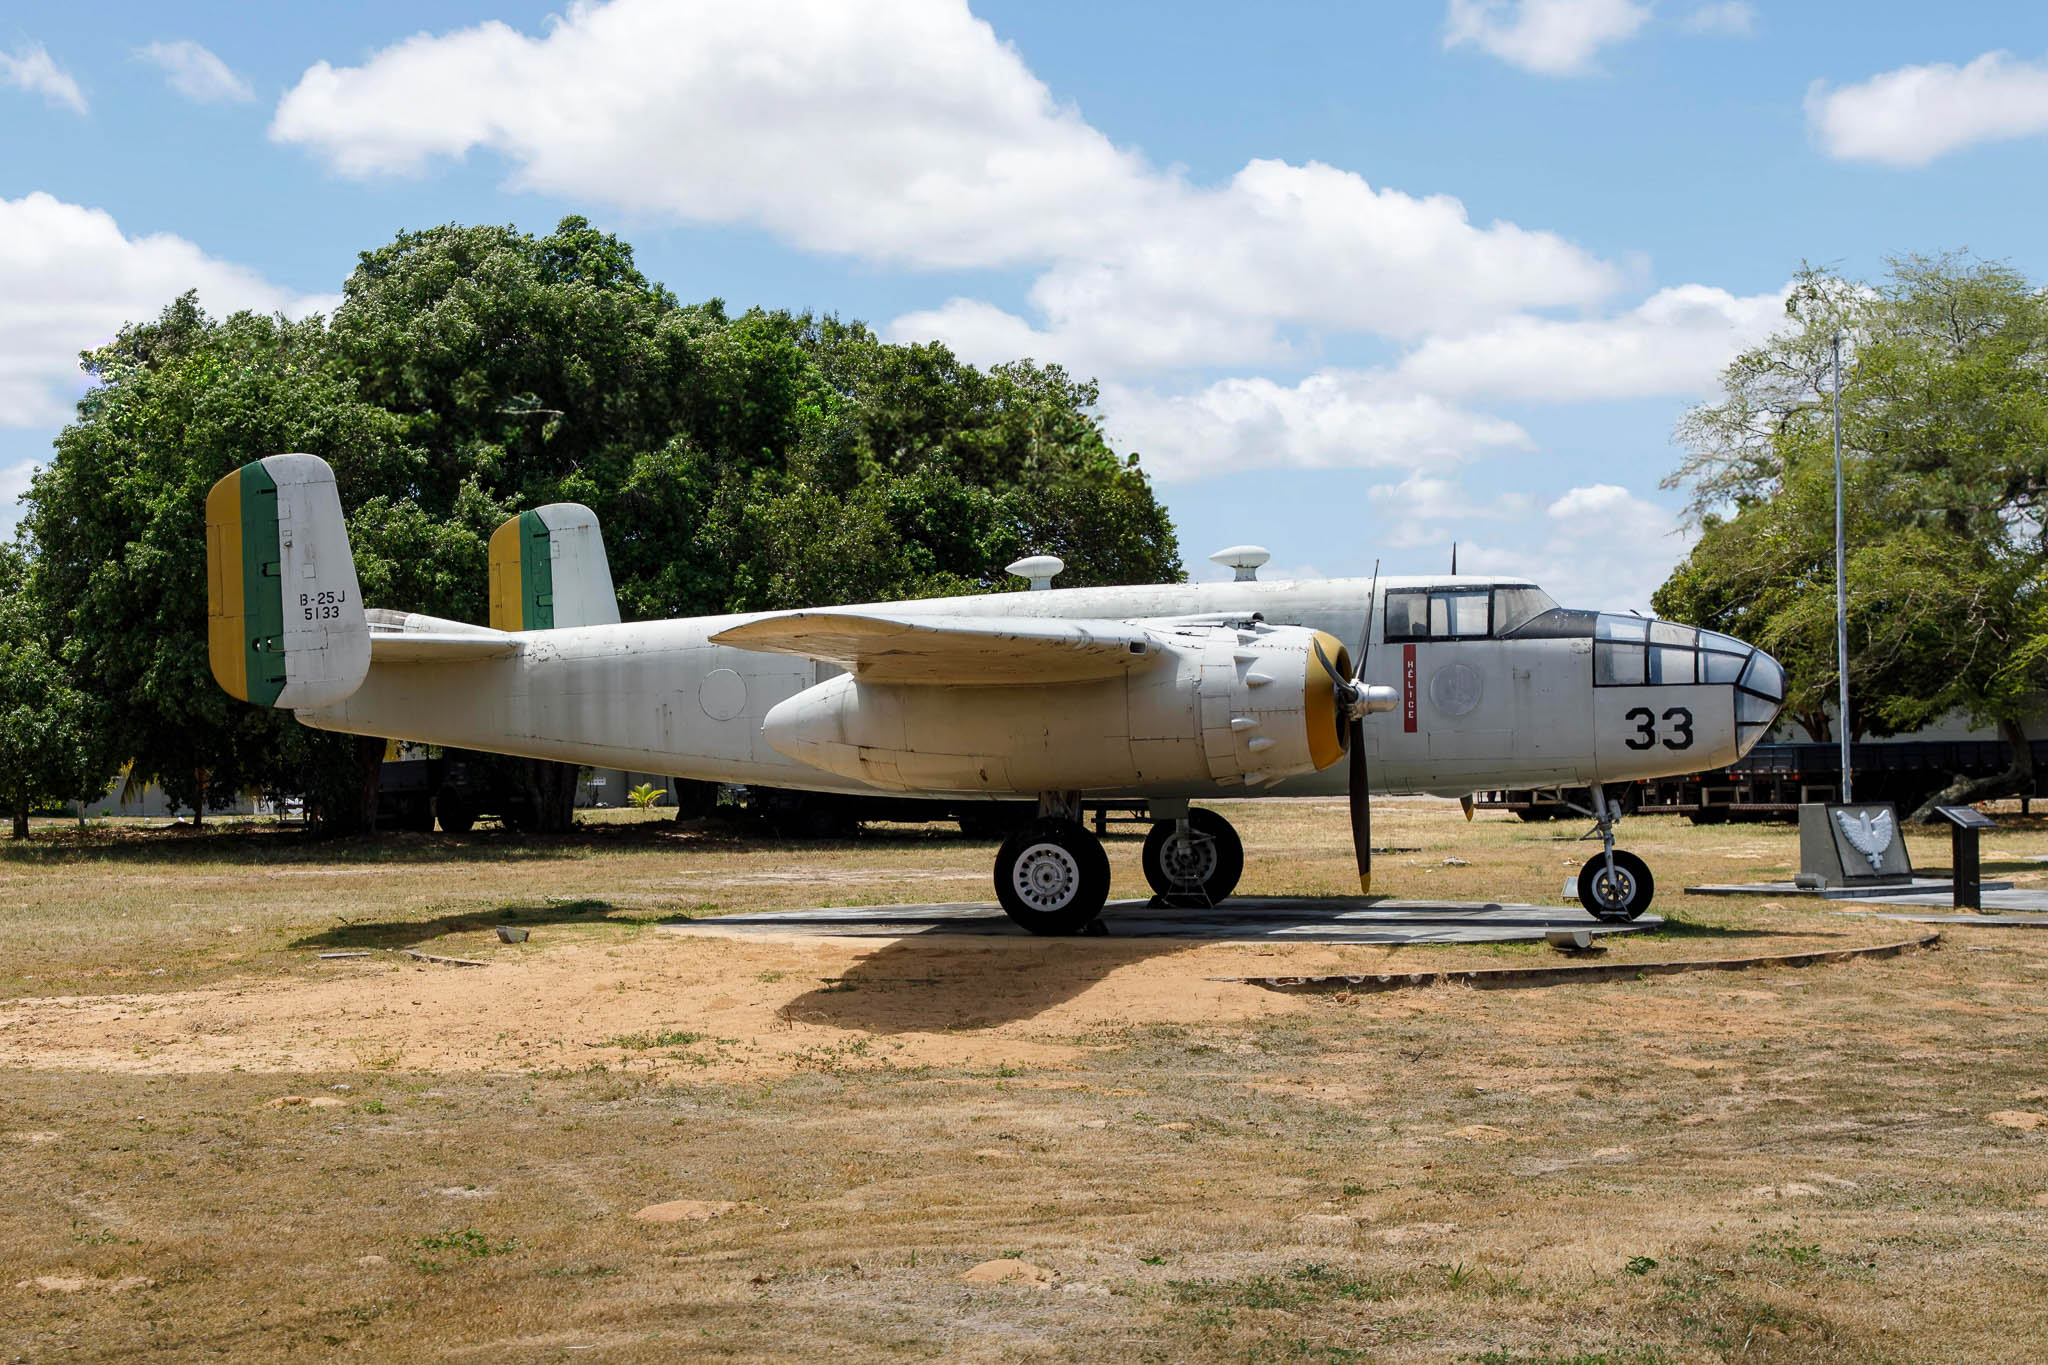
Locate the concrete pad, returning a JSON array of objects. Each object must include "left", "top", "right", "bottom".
[
  {"left": 670, "top": 897, "right": 1661, "bottom": 945},
  {"left": 1837, "top": 912, "right": 2048, "bottom": 927},
  {"left": 1686, "top": 877, "right": 2011, "bottom": 899},
  {"left": 1835, "top": 886, "right": 2048, "bottom": 923}
]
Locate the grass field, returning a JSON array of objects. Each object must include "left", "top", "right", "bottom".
[{"left": 2, "top": 801, "right": 2046, "bottom": 1362}]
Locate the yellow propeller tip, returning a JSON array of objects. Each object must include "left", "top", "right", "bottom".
[{"left": 1358, "top": 875, "right": 1372, "bottom": 895}]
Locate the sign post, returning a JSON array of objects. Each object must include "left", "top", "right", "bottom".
[
  {"left": 1832, "top": 332, "right": 1853, "bottom": 803},
  {"left": 1932, "top": 806, "right": 1995, "bottom": 910}
]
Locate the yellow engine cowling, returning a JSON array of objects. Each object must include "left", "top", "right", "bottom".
[{"left": 760, "top": 622, "right": 1350, "bottom": 795}]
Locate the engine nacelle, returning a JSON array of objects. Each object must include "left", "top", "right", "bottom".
[{"left": 759, "top": 622, "right": 1351, "bottom": 795}]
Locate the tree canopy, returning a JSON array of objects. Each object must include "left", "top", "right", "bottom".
[
  {"left": 1654, "top": 254, "right": 2048, "bottom": 811},
  {"left": 0, "top": 544, "right": 110, "bottom": 836},
  {"left": 20, "top": 216, "right": 1181, "bottom": 828}
]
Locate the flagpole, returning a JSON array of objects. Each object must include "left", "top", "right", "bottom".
[{"left": 1833, "top": 332, "right": 1853, "bottom": 803}]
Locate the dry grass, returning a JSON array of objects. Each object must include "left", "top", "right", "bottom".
[{"left": 3, "top": 801, "right": 2047, "bottom": 1362}]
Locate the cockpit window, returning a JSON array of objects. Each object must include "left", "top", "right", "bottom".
[
  {"left": 1595, "top": 613, "right": 1760, "bottom": 689},
  {"left": 1492, "top": 585, "right": 1560, "bottom": 635},
  {"left": 1384, "top": 587, "right": 1490, "bottom": 641}
]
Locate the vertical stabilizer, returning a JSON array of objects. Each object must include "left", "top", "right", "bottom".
[
  {"left": 488, "top": 504, "right": 620, "bottom": 631},
  {"left": 204, "top": 454, "right": 369, "bottom": 709}
]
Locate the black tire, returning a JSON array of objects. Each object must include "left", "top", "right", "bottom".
[
  {"left": 994, "top": 818, "right": 1111, "bottom": 935},
  {"left": 1687, "top": 807, "right": 1730, "bottom": 825},
  {"left": 436, "top": 795, "right": 475, "bottom": 835},
  {"left": 1140, "top": 808, "right": 1245, "bottom": 904},
  {"left": 1514, "top": 807, "right": 1562, "bottom": 822},
  {"left": 1577, "top": 849, "right": 1654, "bottom": 921}
]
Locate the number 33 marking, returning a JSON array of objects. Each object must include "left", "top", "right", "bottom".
[{"left": 1624, "top": 706, "right": 1694, "bottom": 751}]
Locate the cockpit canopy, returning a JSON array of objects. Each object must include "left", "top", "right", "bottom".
[
  {"left": 1383, "top": 584, "right": 1559, "bottom": 642},
  {"left": 1378, "top": 584, "right": 1789, "bottom": 750},
  {"left": 1593, "top": 614, "right": 1786, "bottom": 744}
]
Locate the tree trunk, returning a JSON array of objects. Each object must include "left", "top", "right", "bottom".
[
  {"left": 1907, "top": 716, "right": 2035, "bottom": 823},
  {"left": 514, "top": 759, "right": 580, "bottom": 833},
  {"left": 356, "top": 736, "right": 385, "bottom": 832},
  {"left": 671, "top": 779, "right": 719, "bottom": 822},
  {"left": 10, "top": 804, "right": 27, "bottom": 840}
]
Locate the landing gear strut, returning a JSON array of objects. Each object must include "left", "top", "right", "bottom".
[
  {"left": 1140, "top": 807, "right": 1244, "bottom": 906},
  {"left": 993, "top": 792, "right": 1110, "bottom": 935},
  {"left": 1574, "top": 784, "right": 1654, "bottom": 921}
]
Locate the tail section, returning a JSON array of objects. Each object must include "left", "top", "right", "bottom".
[
  {"left": 488, "top": 504, "right": 620, "bottom": 631},
  {"left": 205, "top": 454, "right": 369, "bottom": 709}
]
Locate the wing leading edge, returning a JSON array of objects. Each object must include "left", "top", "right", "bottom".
[{"left": 709, "top": 610, "right": 1154, "bottom": 685}]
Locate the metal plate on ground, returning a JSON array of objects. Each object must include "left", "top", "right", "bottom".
[{"left": 668, "top": 897, "right": 1661, "bottom": 945}]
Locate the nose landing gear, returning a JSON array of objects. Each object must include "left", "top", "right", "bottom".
[{"left": 1574, "top": 784, "right": 1655, "bottom": 921}]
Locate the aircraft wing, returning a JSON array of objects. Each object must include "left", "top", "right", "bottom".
[{"left": 709, "top": 610, "right": 1153, "bottom": 685}]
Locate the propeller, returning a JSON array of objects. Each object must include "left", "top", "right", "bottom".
[{"left": 1311, "top": 562, "right": 1395, "bottom": 895}]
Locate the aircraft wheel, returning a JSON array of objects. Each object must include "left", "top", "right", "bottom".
[
  {"left": 1577, "top": 849, "right": 1654, "bottom": 921},
  {"left": 1141, "top": 809, "right": 1244, "bottom": 904},
  {"left": 995, "top": 818, "right": 1110, "bottom": 935}
]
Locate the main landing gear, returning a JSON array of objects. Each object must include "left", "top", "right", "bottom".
[
  {"left": 1574, "top": 784, "right": 1655, "bottom": 922},
  {"left": 992, "top": 795, "right": 1246, "bottom": 935}
]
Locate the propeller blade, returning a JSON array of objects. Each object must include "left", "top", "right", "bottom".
[
  {"left": 1349, "top": 719, "right": 1371, "bottom": 894},
  {"left": 1353, "top": 560, "right": 1380, "bottom": 684},
  {"left": 1460, "top": 793, "right": 1475, "bottom": 821},
  {"left": 1311, "top": 637, "right": 1353, "bottom": 702}
]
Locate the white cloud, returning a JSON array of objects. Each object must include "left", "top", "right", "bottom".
[
  {"left": 1100, "top": 372, "right": 1532, "bottom": 485},
  {"left": 276, "top": 0, "right": 1621, "bottom": 348},
  {"left": 1453, "top": 484, "right": 1696, "bottom": 611},
  {"left": 1, "top": 40, "right": 86, "bottom": 114},
  {"left": 1369, "top": 473, "right": 1537, "bottom": 539},
  {"left": 138, "top": 40, "right": 254, "bottom": 104},
  {"left": 1396, "top": 283, "right": 1789, "bottom": 401},
  {"left": 1680, "top": 2, "right": 1755, "bottom": 37},
  {"left": 0, "top": 193, "right": 335, "bottom": 429},
  {"left": 273, "top": 0, "right": 1140, "bottom": 270},
  {"left": 887, "top": 157, "right": 1618, "bottom": 373},
  {"left": 1442, "top": 0, "right": 1651, "bottom": 77},
  {"left": 1808, "top": 51, "right": 2048, "bottom": 167}
]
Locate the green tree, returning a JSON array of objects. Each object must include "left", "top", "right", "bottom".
[
  {"left": 25, "top": 294, "right": 409, "bottom": 828},
  {"left": 24, "top": 217, "right": 1182, "bottom": 836},
  {"left": 1655, "top": 254, "right": 2048, "bottom": 815},
  {"left": 0, "top": 545, "right": 109, "bottom": 837}
]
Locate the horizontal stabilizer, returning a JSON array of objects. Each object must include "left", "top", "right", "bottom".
[
  {"left": 710, "top": 611, "right": 1154, "bottom": 685},
  {"left": 368, "top": 633, "right": 521, "bottom": 664}
]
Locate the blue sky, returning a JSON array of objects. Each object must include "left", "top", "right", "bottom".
[{"left": 7, "top": 0, "right": 2048, "bottom": 610}]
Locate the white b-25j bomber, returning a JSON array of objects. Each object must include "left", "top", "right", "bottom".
[{"left": 206, "top": 455, "right": 1788, "bottom": 933}]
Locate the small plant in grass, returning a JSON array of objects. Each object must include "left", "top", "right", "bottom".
[
  {"left": 410, "top": 1227, "right": 516, "bottom": 1273},
  {"left": 1625, "top": 1255, "right": 1658, "bottom": 1276},
  {"left": 604, "top": 1029, "right": 706, "bottom": 1050},
  {"left": 1749, "top": 1231, "right": 1823, "bottom": 1265},
  {"left": 361, "top": 1098, "right": 387, "bottom": 1115},
  {"left": 626, "top": 783, "right": 667, "bottom": 810}
]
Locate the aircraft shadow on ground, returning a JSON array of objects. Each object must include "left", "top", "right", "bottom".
[
  {"left": 776, "top": 927, "right": 1189, "bottom": 1033},
  {"left": 773, "top": 899, "right": 1841, "bottom": 1031},
  {"left": 289, "top": 898, "right": 633, "bottom": 951}
]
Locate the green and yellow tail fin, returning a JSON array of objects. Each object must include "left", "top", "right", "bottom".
[
  {"left": 204, "top": 454, "right": 369, "bottom": 710},
  {"left": 487, "top": 504, "right": 619, "bottom": 632}
]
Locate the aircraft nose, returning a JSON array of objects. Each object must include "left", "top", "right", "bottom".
[{"left": 1729, "top": 641, "right": 1786, "bottom": 757}]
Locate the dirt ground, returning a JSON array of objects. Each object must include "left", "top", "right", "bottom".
[{"left": 2, "top": 800, "right": 2046, "bottom": 1362}]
